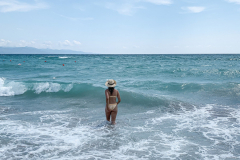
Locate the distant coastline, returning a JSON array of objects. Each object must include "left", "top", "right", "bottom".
[
  {"left": 0, "top": 47, "right": 94, "bottom": 55},
  {"left": 0, "top": 47, "right": 239, "bottom": 55}
]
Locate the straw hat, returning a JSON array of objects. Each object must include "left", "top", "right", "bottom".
[{"left": 105, "top": 79, "right": 117, "bottom": 87}]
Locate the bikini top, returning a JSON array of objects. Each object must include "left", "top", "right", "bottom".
[{"left": 108, "top": 91, "right": 117, "bottom": 98}]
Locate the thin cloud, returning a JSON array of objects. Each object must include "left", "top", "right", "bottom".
[
  {"left": 104, "top": 0, "right": 171, "bottom": 15},
  {"left": 18, "top": 40, "right": 28, "bottom": 47},
  {"left": 59, "top": 40, "right": 82, "bottom": 46},
  {"left": 58, "top": 14, "right": 79, "bottom": 21},
  {"left": 0, "top": 39, "right": 38, "bottom": 47},
  {"left": 62, "top": 40, "right": 72, "bottom": 46},
  {"left": 226, "top": 0, "right": 240, "bottom": 4},
  {"left": 43, "top": 41, "right": 52, "bottom": 48},
  {"left": 0, "top": 0, "right": 49, "bottom": 13},
  {"left": 144, "top": 0, "right": 172, "bottom": 5},
  {"left": 182, "top": 6, "right": 205, "bottom": 13},
  {"left": 54, "top": 13, "right": 93, "bottom": 21},
  {"left": 105, "top": 2, "right": 144, "bottom": 16},
  {"left": 0, "top": 39, "right": 11, "bottom": 46},
  {"left": 20, "top": 40, "right": 26, "bottom": 43},
  {"left": 73, "top": 40, "right": 81, "bottom": 45},
  {"left": 80, "top": 17, "right": 94, "bottom": 21}
]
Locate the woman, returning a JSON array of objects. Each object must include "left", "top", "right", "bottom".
[{"left": 105, "top": 79, "right": 121, "bottom": 125}]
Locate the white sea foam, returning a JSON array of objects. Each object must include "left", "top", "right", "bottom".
[
  {"left": 0, "top": 109, "right": 112, "bottom": 159},
  {"left": 59, "top": 56, "right": 69, "bottom": 59},
  {"left": 145, "top": 110, "right": 155, "bottom": 114},
  {"left": 33, "top": 83, "right": 61, "bottom": 94},
  {"left": 33, "top": 82, "right": 73, "bottom": 94},
  {"left": 1, "top": 104, "right": 240, "bottom": 159},
  {"left": 144, "top": 104, "right": 240, "bottom": 159},
  {"left": 64, "top": 84, "right": 73, "bottom": 92},
  {"left": 0, "top": 79, "right": 74, "bottom": 96},
  {"left": 0, "top": 77, "right": 27, "bottom": 96}
]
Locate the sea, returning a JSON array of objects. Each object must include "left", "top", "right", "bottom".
[{"left": 0, "top": 54, "right": 240, "bottom": 160}]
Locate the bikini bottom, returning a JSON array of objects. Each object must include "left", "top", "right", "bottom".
[{"left": 108, "top": 103, "right": 117, "bottom": 111}]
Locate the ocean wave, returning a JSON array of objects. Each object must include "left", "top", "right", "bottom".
[
  {"left": 1, "top": 78, "right": 240, "bottom": 104},
  {"left": 59, "top": 56, "right": 69, "bottom": 59},
  {"left": 33, "top": 82, "right": 73, "bottom": 94},
  {"left": 0, "top": 78, "right": 74, "bottom": 96},
  {"left": 34, "top": 82, "right": 61, "bottom": 94},
  {"left": 0, "top": 77, "right": 27, "bottom": 96}
]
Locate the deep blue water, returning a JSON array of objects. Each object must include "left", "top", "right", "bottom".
[{"left": 0, "top": 54, "right": 240, "bottom": 159}]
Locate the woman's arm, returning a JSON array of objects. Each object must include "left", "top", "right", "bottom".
[
  {"left": 105, "top": 90, "right": 109, "bottom": 106},
  {"left": 117, "top": 90, "right": 121, "bottom": 105}
]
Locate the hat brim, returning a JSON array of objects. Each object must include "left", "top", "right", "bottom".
[{"left": 105, "top": 80, "right": 117, "bottom": 87}]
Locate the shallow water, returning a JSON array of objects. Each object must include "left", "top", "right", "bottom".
[{"left": 0, "top": 54, "right": 240, "bottom": 159}]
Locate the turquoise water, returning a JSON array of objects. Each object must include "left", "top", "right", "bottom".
[{"left": 0, "top": 54, "right": 240, "bottom": 159}]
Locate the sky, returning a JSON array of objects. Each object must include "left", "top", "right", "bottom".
[{"left": 0, "top": 0, "right": 240, "bottom": 54}]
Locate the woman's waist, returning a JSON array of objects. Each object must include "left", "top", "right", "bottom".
[{"left": 109, "top": 103, "right": 117, "bottom": 105}]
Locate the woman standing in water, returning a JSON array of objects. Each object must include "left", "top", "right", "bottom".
[{"left": 105, "top": 79, "right": 121, "bottom": 125}]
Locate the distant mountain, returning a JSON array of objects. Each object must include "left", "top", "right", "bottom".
[{"left": 0, "top": 47, "right": 94, "bottom": 54}]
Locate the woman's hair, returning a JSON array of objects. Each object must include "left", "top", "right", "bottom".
[{"left": 108, "top": 87, "right": 114, "bottom": 95}]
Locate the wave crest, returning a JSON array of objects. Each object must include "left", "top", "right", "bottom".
[
  {"left": 0, "top": 78, "right": 74, "bottom": 96},
  {"left": 33, "top": 82, "right": 73, "bottom": 94},
  {"left": 0, "top": 78, "right": 27, "bottom": 96}
]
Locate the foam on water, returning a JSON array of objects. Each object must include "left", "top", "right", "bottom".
[
  {"left": 34, "top": 83, "right": 61, "bottom": 94},
  {"left": 59, "top": 56, "right": 69, "bottom": 59},
  {"left": 144, "top": 104, "right": 240, "bottom": 159},
  {"left": 63, "top": 84, "right": 73, "bottom": 92},
  {"left": 1, "top": 103, "right": 240, "bottom": 159},
  {"left": 0, "top": 77, "right": 27, "bottom": 96},
  {"left": 0, "top": 80, "right": 74, "bottom": 96},
  {"left": 0, "top": 109, "right": 98, "bottom": 159}
]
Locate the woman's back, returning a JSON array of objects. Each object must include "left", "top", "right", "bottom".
[{"left": 106, "top": 89, "right": 118, "bottom": 104}]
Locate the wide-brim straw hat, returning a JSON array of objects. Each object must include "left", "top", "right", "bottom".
[{"left": 105, "top": 79, "right": 117, "bottom": 87}]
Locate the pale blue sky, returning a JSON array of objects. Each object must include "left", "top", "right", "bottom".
[{"left": 0, "top": 0, "right": 240, "bottom": 54}]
